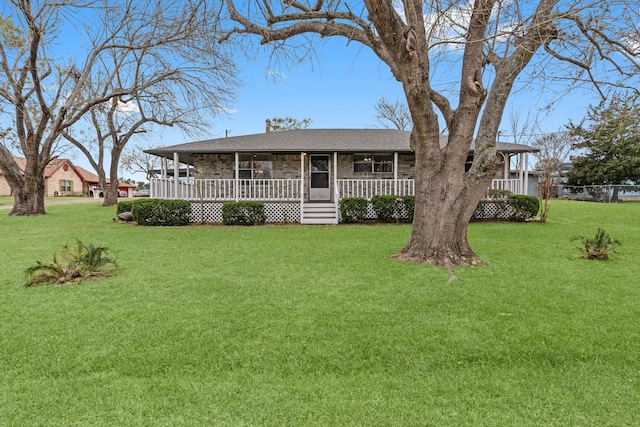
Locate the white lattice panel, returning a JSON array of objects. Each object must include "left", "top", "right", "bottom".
[
  {"left": 472, "top": 200, "right": 514, "bottom": 220},
  {"left": 188, "top": 201, "right": 300, "bottom": 223}
]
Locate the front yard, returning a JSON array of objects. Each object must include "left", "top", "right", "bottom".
[{"left": 0, "top": 201, "right": 638, "bottom": 425}]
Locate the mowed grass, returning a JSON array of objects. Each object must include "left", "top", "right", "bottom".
[{"left": 0, "top": 201, "right": 639, "bottom": 426}]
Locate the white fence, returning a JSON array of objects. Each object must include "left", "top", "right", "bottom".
[
  {"left": 151, "top": 177, "right": 525, "bottom": 201},
  {"left": 150, "top": 178, "right": 301, "bottom": 201},
  {"left": 488, "top": 179, "right": 521, "bottom": 195},
  {"left": 337, "top": 179, "right": 415, "bottom": 199}
]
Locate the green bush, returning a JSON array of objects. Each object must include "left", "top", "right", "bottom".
[
  {"left": 399, "top": 195, "right": 415, "bottom": 223},
  {"left": 486, "top": 189, "right": 513, "bottom": 199},
  {"left": 221, "top": 201, "right": 266, "bottom": 225},
  {"left": 371, "top": 195, "right": 398, "bottom": 222},
  {"left": 473, "top": 195, "right": 540, "bottom": 221},
  {"left": 509, "top": 195, "right": 540, "bottom": 222},
  {"left": 116, "top": 199, "right": 137, "bottom": 214},
  {"left": 339, "top": 197, "right": 368, "bottom": 223},
  {"left": 131, "top": 199, "right": 191, "bottom": 226}
]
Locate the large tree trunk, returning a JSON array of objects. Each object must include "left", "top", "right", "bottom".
[
  {"left": 0, "top": 147, "right": 47, "bottom": 216},
  {"left": 10, "top": 175, "right": 46, "bottom": 216},
  {"left": 103, "top": 148, "right": 123, "bottom": 207},
  {"left": 393, "top": 132, "right": 498, "bottom": 271}
]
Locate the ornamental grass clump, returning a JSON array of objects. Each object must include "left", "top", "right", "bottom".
[
  {"left": 574, "top": 228, "right": 620, "bottom": 260},
  {"left": 24, "top": 240, "right": 116, "bottom": 287}
]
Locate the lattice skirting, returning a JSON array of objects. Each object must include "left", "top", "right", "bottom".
[
  {"left": 471, "top": 199, "right": 516, "bottom": 220},
  {"left": 188, "top": 199, "right": 517, "bottom": 224},
  {"left": 189, "top": 201, "right": 301, "bottom": 223}
]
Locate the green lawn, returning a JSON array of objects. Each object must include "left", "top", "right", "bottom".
[{"left": 1, "top": 201, "right": 638, "bottom": 426}]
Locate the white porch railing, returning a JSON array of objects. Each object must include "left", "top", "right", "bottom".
[
  {"left": 487, "top": 179, "right": 521, "bottom": 195},
  {"left": 337, "top": 179, "right": 415, "bottom": 199},
  {"left": 150, "top": 178, "right": 301, "bottom": 201},
  {"left": 151, "top": 177, "right": 525, "bottom": 201}
]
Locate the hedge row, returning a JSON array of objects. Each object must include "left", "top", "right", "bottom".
[
  {"left": 221, "top": 201, "right": 266, "bottom": 225},
  {"left": 472, "top": 195, "right": 540, "bottom": 222},
  {"left": 339, "top": 195, "right": 415, "bottom": 223},
  {"left": 116, "top": 199, "right": 191, "bottom": 226},
  {"left": 339, "top": 194, "right": 539, "bottom": 224}
]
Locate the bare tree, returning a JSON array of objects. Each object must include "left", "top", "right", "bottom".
[
  {"left": 121, "top": 144, "right": 162, "bottom": 182},
  {"left": 265, "top": 117, "right": 313, "bottom": 132},
  {"left": 0, "top": 0, "right": 237, "bottom": 213},
  {"left": 373, "top": 97, "right": 412, "bottom": 130},
  {"left": 532, "top": 132, "right": 575, "bottom": 221},
  {"left": 221, "top": 0, "right": 640, "bottom": 272}
]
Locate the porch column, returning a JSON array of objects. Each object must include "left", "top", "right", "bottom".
[
  {"left": 524, "top": 153, "right": 529, "bottom": 196},
  {"left": 394, "top": 152, "right": 398, "bottom": 195},
  {"left": 174, "top": 152, "right": 180, "bottom": 199},
  {"left": 162, "top": 158, "right": 168, "bottom": 198},
  {"left": 333, "top": 152, "right": 339, "bottom": 214},
  {"left": 300, "top": 152, "right": 305, "bottom": 223},
  {"left": 504, "top": 154, "right": 510, "bottom": 179},
  {"left": 234, "top": 152, "right": 239, "bottom": 202},
  {"left": 519, "top": 153, "right": 524, "bottom": 195}
]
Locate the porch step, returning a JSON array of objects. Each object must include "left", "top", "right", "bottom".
[{"left": 301, "top": 202, "right": 338, "bottom": 225}]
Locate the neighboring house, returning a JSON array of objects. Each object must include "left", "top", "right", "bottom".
[
  {"left": 146, "top": 128, "right": 537, "bottom": 224},
  {"left": 0, "top": 158, "right": 135, "bottom": 198}
]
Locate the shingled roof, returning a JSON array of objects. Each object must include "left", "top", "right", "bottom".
[{"left": 147, "top": 128, "right": 536, "bottom": 165}]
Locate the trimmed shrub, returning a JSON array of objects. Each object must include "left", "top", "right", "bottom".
[
  {"left": 221, "top": 201, "right": 266, "bottom": 225},
  {"left": 399, "top": 195, "right": 415, "bottom": 223},
  {"left": 339, "top": 197, "right": 367, "bottom": 223},
  {"left": 473, "top": 195, "right": 540, "bottom": 222},
  {"left": 371, "top": 195, "right": 398, "bottom": 222},
  {"left": 131, "top": 199, "right": 191, "bottom": 226},
  {"left": 486, "top": 189, "right": 513, "bottom": 199},
  {"left": 509, "top": 195, "right": 540, "bottom": 222},
  {"left": 116, "top": 199, "right": 136, "bottom": 214}
]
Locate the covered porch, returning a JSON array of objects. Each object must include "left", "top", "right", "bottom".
[
  {"left": 149, "top": 150, "right": 529, "bottom": 224},
  {"left": 145, "top": 129, "right": 536, "bottom": 224}
]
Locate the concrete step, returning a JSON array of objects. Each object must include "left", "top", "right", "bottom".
[{"left": 302, "top": 203, "right": 338, "bottom": 224}]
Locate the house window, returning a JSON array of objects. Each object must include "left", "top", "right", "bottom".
[
  {"left": 60, "top": 180, "right": 72, "bottom": 192},
  {"left": 238, "top": 154, "right": 273, "bottom": 179},
  {"left": 354, "top": 154, "right": 393, "bottom": 173}
]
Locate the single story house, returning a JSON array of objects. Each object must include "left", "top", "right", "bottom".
[
  {"left": 0, "top": 158, "right": 135, "bottom": 198},
  {"left": 146, "top": 128, "right": 536, "bottom": 224}
]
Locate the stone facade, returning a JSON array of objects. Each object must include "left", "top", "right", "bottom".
[
  {"left": 192, "top": 152, "right": 417, "bottom": 203},
  {"left": 195, "top": 152, "right": 416, "bottom": 180}
]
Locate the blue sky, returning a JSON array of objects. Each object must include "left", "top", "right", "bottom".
[
  {"left": 163, "top": 37, "right": 598, "bottom": 143},
  {"left": 183, "top": 41, "right": 407, "bottom": 138},
  {"left": 64, "top": 30, "right": 603, "bottom": 179}
]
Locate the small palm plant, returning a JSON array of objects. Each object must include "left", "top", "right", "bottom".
[
  {"left": 25, "top": 240, "right": 116, "bottom": 287},
  {"left": 574, "top": 228, "right": 620, "bottom": 260}
]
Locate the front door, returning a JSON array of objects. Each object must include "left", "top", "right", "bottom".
[{"left": 309, "top": 155, "right": 331, "bottom": 201}]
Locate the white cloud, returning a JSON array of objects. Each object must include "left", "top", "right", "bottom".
[{"left": 114, "top": 99, "right": 139, "bottom": 114}]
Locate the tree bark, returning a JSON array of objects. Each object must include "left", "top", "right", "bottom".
[
  {"left": 103, "top": 148, "right": 123, "bottom": 207},
  {"left": 392, "top": 131, "right": 498, "bottom": 271},
  {"left": 0, "top": 145, "right": 47, "bottom": 216},
  {"left": 10, "top": 174, "right": 46, "bottom": 216}
]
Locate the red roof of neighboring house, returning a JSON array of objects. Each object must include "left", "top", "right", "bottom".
[
  {"left": 3, "top": 157, "right": 135, "bottom": 188},
  {"left": 74, "top": 165, "right": 135, "bottom": 188}
]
